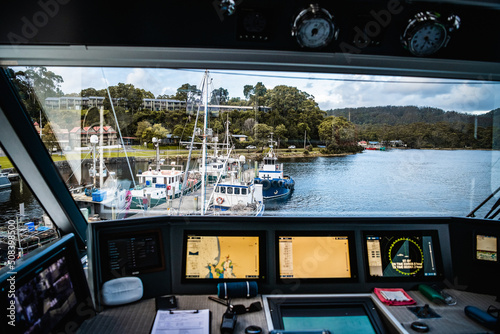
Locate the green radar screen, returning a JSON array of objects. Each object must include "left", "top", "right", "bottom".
[
  {"left": 365, "top": 232, "right": 439, "bottom": 279},
  {"left": 386, "top": 238, "right": 424, "bottom": 276}
]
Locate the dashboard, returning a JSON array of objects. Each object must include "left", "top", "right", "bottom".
[{"left": 86, "top": 216, "right": 460, "bottom": 306}]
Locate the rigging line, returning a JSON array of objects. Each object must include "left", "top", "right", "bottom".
[
  {"left": 64, "top": 150, "right": 92, "bottom": 184},
  {"left": 177, "top": 77, "right": 205, "bottom": 212},
  {"left": 175, "top": 68, "right": 500, "bottom": 85},
  {"left": 101, "top": 68, "right": 142, "bottom": 215}
]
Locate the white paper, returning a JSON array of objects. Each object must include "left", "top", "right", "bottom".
[
  {"left": 151, "top": 309, "right": 210, "bottom": 334},
  {"left": 380, "top": 290, "right": 410, "bottom": 302}
]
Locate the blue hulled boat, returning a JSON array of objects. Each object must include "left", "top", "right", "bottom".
[{"left": 254, "top": 135, "right": 295, "bottom": 200}]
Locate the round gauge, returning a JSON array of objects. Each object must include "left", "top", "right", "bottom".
[
  {"left": 292, "top": 4, "right": 338, "bottom": 49},
  {"left": 296, "top": 18, "right": 334, "bottom": 48},
  {"left": 401, "top": 12, "right": 460, "bottom": 57},
  {"left": 388, "top": 238, "right": 423, "bottom": 276},
  {"left": 409, "top": 22, "right": 447, "bottom": 56}
]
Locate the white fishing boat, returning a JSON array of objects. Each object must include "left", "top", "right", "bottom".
[
  {"left": 193, "top": 71, "right": 264, "bottom": 216},
  {"left": 208, "top": 155, "right": 265, "bottom": 216},
  {"left": 130, "top": 137, "right": 201, "bottom": 210}
]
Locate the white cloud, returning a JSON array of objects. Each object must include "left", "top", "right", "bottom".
[{"left": 43, "top": 67, "right": 499, "bottom": 113}]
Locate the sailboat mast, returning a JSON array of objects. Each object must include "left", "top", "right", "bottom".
[
  {"left": 201, "top": 70, "right": 209, "bottom": 215},
  {"left": 99, "top": 106, "right": 104, "bottom": 188}
]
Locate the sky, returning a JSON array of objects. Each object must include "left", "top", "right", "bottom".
[{"left": 47, "top": 67, "right": 499, "bottom": 115}]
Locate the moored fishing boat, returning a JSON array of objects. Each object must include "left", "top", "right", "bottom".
[
  {"left": 208, "top": 155, "right": 264, "bottom": 216},
  {"left": 186, "top": 70, "right": 264, "bottom": 216},
  {"left": 129, "top": 165, "right": 201, "bottom": 210},
  {"left": 254, "top": 134, "right": 295, "bottom": 200}
]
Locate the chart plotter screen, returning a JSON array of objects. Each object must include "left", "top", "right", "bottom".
[
  {"left": 184, "top": 233, "right": 262, "bottom": 280},
  {"left": 278, "top": 235, "right": 352, "bottom": 279},
  {"left": 364, "top": 231, "right": 443, "bottom": 280}
]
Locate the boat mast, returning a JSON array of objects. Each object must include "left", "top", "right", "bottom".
[
  {"left": 99, "top": 106, "right": 104, "bottom": 188},
  {"left": 201, "top": 70, "right": 210, "bottom": 215}
]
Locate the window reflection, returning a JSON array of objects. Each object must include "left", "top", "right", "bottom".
[
  {"left": 5, "top": 66, "right": 499, "bottom": 221},
  {"left": 0, "top": 145, "right": 58, "bottom": 268}
]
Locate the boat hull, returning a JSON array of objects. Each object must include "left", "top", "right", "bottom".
[{"left": 255, "top": 177, "right": 295, "bottom": 200}]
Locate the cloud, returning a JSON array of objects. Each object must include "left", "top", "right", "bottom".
[{"left": 43, "top": 67, "right": 499, "bottom": 113}]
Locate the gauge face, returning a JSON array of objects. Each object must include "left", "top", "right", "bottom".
[
  {"left": 409, "top": 22, "right": 447, "bottom": 56},
  {"left": 296, "top": 18, "right": 334, "bottom": 48}
]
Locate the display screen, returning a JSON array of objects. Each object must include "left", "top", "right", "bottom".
[
  {"left": 476, "top": 234, "right": 498, "bottom": 262},
  {"left": 278, "top": 235, "right": 351, "bottom": 279},
  {"left": 184, "top": 233, "right": 262, "bottom": 279},
  {"left": 365, "top": 231, "right": 442, "bottom": 279},
  {"left": 13, "top": 254, "right": 77, "bottom": 334},
  {"left": 103, "top": 230, "right": 165, "bottom": 280},
  {"left": 266, "top": 296, "right": 385, "bottom": 334},
  {"left": 281, "top": 306, "right": 377, "bottom": 334}
]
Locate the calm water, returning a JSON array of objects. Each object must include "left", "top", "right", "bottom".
[
  {"left": 0, "top": 149, "right": 498, "bottom": 221},
  {"left": 265, "top": 149, "right": 498, "bottom": 217}
]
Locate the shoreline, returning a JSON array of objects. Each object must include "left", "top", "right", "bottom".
[{"left": 1, "top": 147, "right": 497, "bottom": 171}]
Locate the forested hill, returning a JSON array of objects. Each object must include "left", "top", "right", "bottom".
[{"left": 327, "top": 106, "right": 499, "bottom": 127}]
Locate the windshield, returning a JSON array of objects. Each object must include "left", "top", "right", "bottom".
[{"left": 2, "top": 66, "right": 499, "bottom": 222}]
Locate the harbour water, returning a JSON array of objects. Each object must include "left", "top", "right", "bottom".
[{"left": 0, "top": 149, "right": 498, "bottom": 221}]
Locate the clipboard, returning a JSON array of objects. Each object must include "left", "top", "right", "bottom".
[{"left": 150, "top": 308, "right": 210, "bottom": 334}]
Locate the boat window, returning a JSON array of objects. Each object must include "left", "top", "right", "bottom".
[
  {"left": 234, "top": 188, "right": 240, "bottom": 195},
  {"left": 242, "top": 188, "right": 247, "bottom": 195},
  {"left": 0, "top": 145, "right": 59, "bottom": 268},
  {"left": 2, "top": 66, "right": 499, "bottom": 225},
  {"left": 227, "top": 187, "right": 233, "bottom": 195},
  {"left": 215, "top": 186, "right": 219, "bottom": 193}
]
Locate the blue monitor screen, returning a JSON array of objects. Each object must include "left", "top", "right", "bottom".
[{"left": 281, "top": 306, "right": 377, "bottom": 334}]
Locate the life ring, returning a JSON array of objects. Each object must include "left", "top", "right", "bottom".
[
  {"left": 216, "top": 197, "right": 224, "bottom": 205},
  {"left": 167, "top": 185, "right": 171, "bottom": 190}
]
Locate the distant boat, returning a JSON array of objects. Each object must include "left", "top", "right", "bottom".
[
  {"left": 0, "top": 172, "right": 11, "bottom": 189},
  {"left": 254, "top": 134, "right": 295, "bottom": 200},
  {"left": 365, "top": 141, "right": 386, "bottom": 151}
]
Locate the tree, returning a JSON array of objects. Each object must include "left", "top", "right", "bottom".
[
  {"left": 41, "top": 122, "right": 60, "bottom": 153},
  {"left": 142, "top": 123, "right": 169, "bottom": 144},
  {"left": 243, "top": 82, "right": 267, "bottom": 107},
  {"left": 10, "top": 67, "right": 64, "bottom": 121},
  {"left": 135, "top": 120, "right": 152, "bottom": 144},
  {"left": 81, "top": 88, "right": 102, "bottom": 97},
  {"left": 253, "top": 123, "right": 273, "bottom": 149},
  {"left": 318, "top": 116, "right": 356, "bottom": 148},
  {"left": 210, "top": 87, "right": 229, "bottom": 105},
  {"left": 263, "top": 85, "right": 324, "bottom": 142},
  {"left": 297, "top": 122, "right": 311, "bottom": 147},
  {"left": 274, "top": 124, "right": 288, "bottom": 148},
  {"left": 174, "top": 83, "right": 200, "bottom": 103},
  {"left": 243, "top": 118, "right": 256, "bottom": 134}
]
